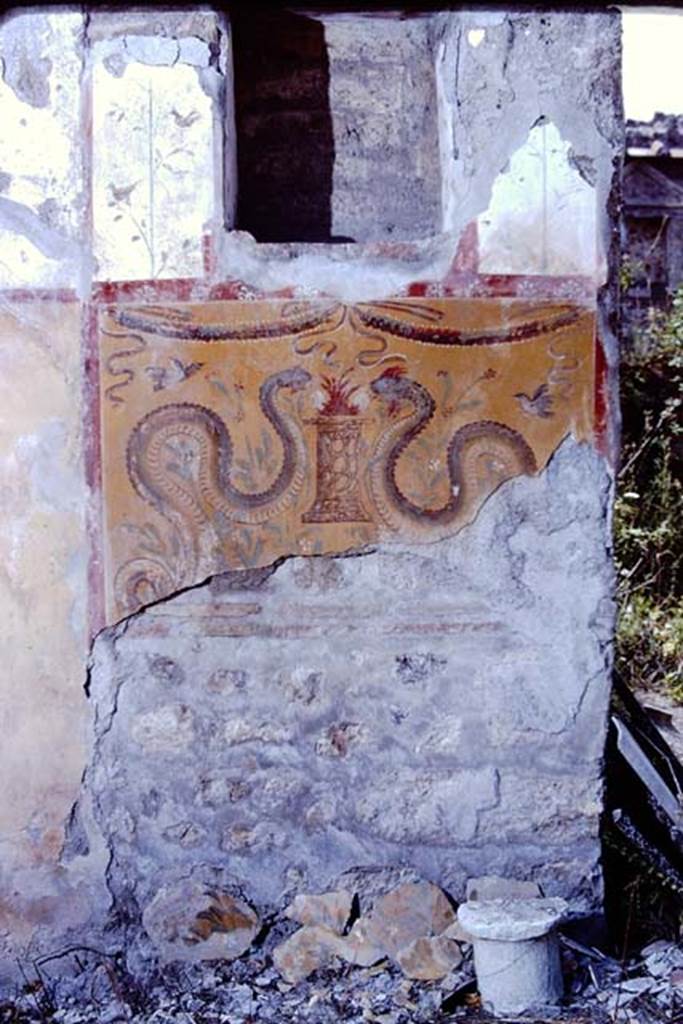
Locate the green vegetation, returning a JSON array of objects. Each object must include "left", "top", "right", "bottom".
[{"left": 615, "top": 286, "right": 683, "bottom": 699}]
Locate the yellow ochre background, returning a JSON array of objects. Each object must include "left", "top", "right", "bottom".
[{"left": 99, "top": 297, "right": 596, "bottom": 622}]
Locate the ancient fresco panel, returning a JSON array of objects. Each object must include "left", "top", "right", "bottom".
[
  {"left": 92, "top": 60, "right": 214, "bottom": 282},
  {"left": 99, "top": 297, "right": 596, "bottom": 622}
]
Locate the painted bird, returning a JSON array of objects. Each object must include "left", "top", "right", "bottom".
[
  {"left": 108, "top": 180, "right": 140, "bottom": 205},
  {"left": 145, "top": 358, "right": 204, "bottom": 392},
  {"left": 171, "top": 108, "right": 201, "bottom": 129},
  {"left": 514, "top": 382, "right": 554, "bottom": 419}
]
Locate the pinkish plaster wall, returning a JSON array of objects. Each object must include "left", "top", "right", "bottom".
[{"left": 0, "top": 298, "right": 94, "bottom": 960}]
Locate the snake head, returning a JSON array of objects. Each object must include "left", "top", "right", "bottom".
[
  {"left": 370, "top": 368, "right": 410, "bottom": 418},
  {"left": 279, "top": 366, "right": 313, "bottom": 392},
  {"left": 370, "top": 365, "right": 408, "bottom": 400}
]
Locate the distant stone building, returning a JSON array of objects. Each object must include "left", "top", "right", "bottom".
[{"left": 623, "top": 114, "right": 683, "bottom": 338}]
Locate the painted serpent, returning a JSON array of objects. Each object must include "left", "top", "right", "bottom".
[
  {"left": 124, "top": 362, "right": 311, "bottom": 593},
  {"left": 116, "top": 367, "right": 311, "bottom": 613},
  {"left": 369, "top": 369, "right": 537, "bottom": 540},
  {"left": 127, "top": 366, "right": 312, "bottom": 531}
]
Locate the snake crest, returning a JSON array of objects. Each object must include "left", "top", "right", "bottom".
[{"left": 369, "top": 369, "right": 537, "bottom": 539}]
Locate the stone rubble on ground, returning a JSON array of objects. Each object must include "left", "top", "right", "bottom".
[
  {"left": 3, "top": 875, "right": 683, "bottom": 1023},
  {"left": 285, "top": 890, "right": 355, "bottom": 933},
  {"left": 565, "top": 933, "right": 683, "bottom": 1022},
  {"left": 395, "top": 934, "right": 463, "bottom": 981},
  {"left": 274, "top": 880, "right": 462, "bottom": 984}
]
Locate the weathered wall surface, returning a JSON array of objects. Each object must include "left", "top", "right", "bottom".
[
  {"left": 0, "top": 11, "right": 92, "bottom": 976},
  {"left": 0, "top": 6, "right": 622, "bottom": 988},
  {"left": 434, "top": 7, "right": 623, "bottom": 458},
  {"left": 84, "top": 437, "right": 612, "bottom": 969},
  {"left": 0, "top": 7, "right": 223, "bottom": 984}
]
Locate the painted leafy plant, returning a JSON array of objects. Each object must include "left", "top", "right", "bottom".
[{"left": 318, "top": 368, "right": 361, "bottom": 417}]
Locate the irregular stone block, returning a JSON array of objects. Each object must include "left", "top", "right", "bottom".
[
  {"left": 224, "top": 719, "right": 291, "bottom": 746},
  {"left": 285, "top": 890, "right": 353, "bottom": 934},
  {"left": 142, "top": 881, "right": 259, "bottom": 964},
  {"left": 272, "top": 925, "right": 344, "bottom": 983},
  {"left": 130, "top": 704, "right": 195, "bottom": 752},
  {"left": 274, "top": 919, "right": 387, "bottom": 982},
  {"left": 465, "top": 875, "right": 542, "bottom": 902},
  {"left": 338, "top": 920, "right": 387, "bottom": 967},
  {"left": 396, "top": 934, "right": 463, "bottom": 980},
  {"left": 360, "top": 881, "right": 457, "bottom": 958}
]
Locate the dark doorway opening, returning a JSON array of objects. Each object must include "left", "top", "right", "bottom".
[{"left": 231, "top": 8, "right": 337, "bottom": 243}]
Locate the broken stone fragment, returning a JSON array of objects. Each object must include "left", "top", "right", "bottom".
[
  {"left": 272, "top": 881, "right": 467, "bottom": 983},
  {"left": 359, "top": 881, "right": 457, "bottom": 958},
  {"left": 396, "top": 934, "right": 463, "bottom": 981},
  {"left": 285, "top": 890, "right": 353, "bottom": 934},
  {"left": 142, "top": 880, "right": 259, "bottom": 964},
  {"left": 442, "top": 918, "right": 473, "bottom": 944},
  {"left": 339, "top": 919, "right": 386, "bottom": 967},
  {"left": 272, "top": 925, "right": 345, "bottom": 983},
  {"left": 465, "top": 875, "right": 542, "bottom": 902},
  {"left": 273, "top": 919, "right": 385, "bottom": 982}
]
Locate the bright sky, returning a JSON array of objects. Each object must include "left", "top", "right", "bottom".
[{"left": 622, "top": 9, "right": 683, "bottom": 120}]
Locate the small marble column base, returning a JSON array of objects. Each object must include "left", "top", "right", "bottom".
[
  {"left": 457, "top": 896, "right": 568, "bottom": 1017},
  {"left": 471, "top": 932, "right": 563, "bottom": 1015}
]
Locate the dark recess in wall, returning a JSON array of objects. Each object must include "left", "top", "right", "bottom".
[{"left": 231, "top": 8, "right": 347, "bottom": 243}]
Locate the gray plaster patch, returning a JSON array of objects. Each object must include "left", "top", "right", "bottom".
[
  {"left": 124, "top": 35, "right": 180, "bottom": 66},
  {"left": 0, "top": 197, "right": 81, "bottom": 263},
  {"left": 0, "top": 15, "right": 52, "bottom": 107}
]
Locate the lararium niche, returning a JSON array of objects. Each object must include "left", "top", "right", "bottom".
[{"left": 0, "top": 4, "right": 621, "bottom": 984}]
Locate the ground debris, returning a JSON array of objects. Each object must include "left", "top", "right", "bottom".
[
  {"left": 562, "top": 934, "right": 683, "bottom": 1023},
  {"left": 3, "top": 929, "right": 683, "bottom": 1024},
  {"left": 3, "top": 933, "right": 683, "bottom": 1023}
]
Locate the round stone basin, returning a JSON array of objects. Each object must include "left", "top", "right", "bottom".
[{"left": 458, "top": 897, "right": 568, "bottom": 942}]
